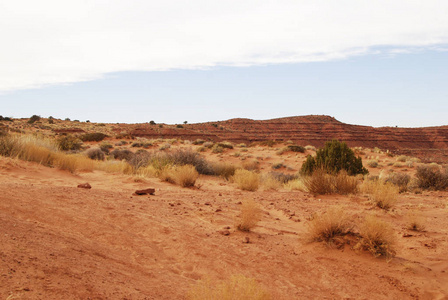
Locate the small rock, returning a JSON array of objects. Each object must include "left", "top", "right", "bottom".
[
  {"left": 215, "top": 208, "right": 222, "bottom": 212},
  {"left": 134, "top": 188, "right": 155, "bottom": 195},
  {"left": 220, "top": 230, "right": 231, "bottom": 236},
  {"left": 77, "top": 183, "right": 92, "bottom": 189},
  {"left": 223, "top": 226, "right": 231, "bottom": 229},
  {"left": 218, "top": 193, "right": 222, "bottom": 196},
  {"left": 204, "top": 202, "right": 211, "bottom": 206},
  {"left": 243, "top": 236, "right": 250, "bottom": 243}
]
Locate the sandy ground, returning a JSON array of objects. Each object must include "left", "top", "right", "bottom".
[{"left": 1, "top": 146, "right": 448, "bottom": 299}]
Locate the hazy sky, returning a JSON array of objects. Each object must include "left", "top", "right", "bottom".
[{"left": 1, "top": 0, "right": 447, "bottom": 127}]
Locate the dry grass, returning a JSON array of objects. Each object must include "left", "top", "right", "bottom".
[
  {"left": 333, "top": 171, "right": 359, "bottom": 195},
  {"left": 307, "top": 207, "right": 352, "bottom": 244},
  {"left": 369, "top": 182, "right": 399, "bottom": 210},
  {"left": 211, "top": 162, "right": 238, "bottom": 180},
  {"left": 233, "top": 169, "right": 259, "bottom": 191},
  {"left": 303, "top": 169, "right": 333, "bottom": 195},
  {"left": 0, "top": 134, "right": 95, "bottom": 173},
  {"left": 98, "top": 160, "right": 134, "bottom": 174},
  {"left": 356, "top": 215, "right": 396, "bottom": 259},
  {"left": 284, "top": 178, "right": 307, "bottom": 191},
  {"left": 303, "top": 169, "right": 358, "bottom": 195},
  {"left": 171, "top": 164, "right": 199, "bottom": 187},
  {"left": 261, "top": 174, "right": 282, "bottom": 191},
  {"left": 188, "top": 275, "right": 270, "bottom": 300},
  {"left": 157, "top": 164, "right": 199, "bottom": 187},
  {"left": 236, "top": 199, "right": 262, "bottom": 232},
  {"left": 406, "top": 212, "right": 426, "bottom": 231}
]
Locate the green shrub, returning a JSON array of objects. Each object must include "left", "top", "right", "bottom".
[
  {"left": 28, "top": 115, "right": 41, "bottom": 124},
  {"left": 301, "top": 139, "right": 368, "bottom": 176},
  {"left": 80, "top": 132, "right": 107, "bottom": 142}
]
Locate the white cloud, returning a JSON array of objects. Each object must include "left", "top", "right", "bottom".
[{"left": 1, "top": 0, "right": 448, "bottom": 91}]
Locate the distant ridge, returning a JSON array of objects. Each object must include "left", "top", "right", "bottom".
[{"left": 115, "top": 115, "right": 448, "bottom": 162}]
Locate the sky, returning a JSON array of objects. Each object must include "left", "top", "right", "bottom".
[{"left": 1, "top": 0, "right": 447, "bottom": 127}]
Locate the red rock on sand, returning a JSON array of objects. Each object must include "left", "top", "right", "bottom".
[
  {"left": 134, "top": 188, "right": 156, "bottom": 195},
  {"left": 77, "top": 183, "right": 92, "bottom": 189}
]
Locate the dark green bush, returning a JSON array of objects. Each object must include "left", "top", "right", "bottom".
[
  {"left": 28, "top": 115, "right": 41, "bottom": 124},
  {"left": 80, "top": 132, "right": 107, "bottom": 142},
  {"left": 415, "top": 165, "right": 448, "bottom": 191},
  {"left": 301, "top": 139, "right": 368, "bottom": 176}
]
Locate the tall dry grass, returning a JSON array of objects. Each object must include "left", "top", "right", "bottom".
[
  {"left": 236, "top": 199, "right": 262, "bottom": 232},
  {"left": 303, "top": 169, "right": 358, "bottom": 195},
  {"left": 188, "top": 275, "right": 270, "bottom": 300},
  {"left": 355, "top": 215, "right": 396, "bottom": 259},
  {"left": 233, "top": 169, "right": 259, "bottom": 191},
  {"left": 369, "top": 182, "right": 399, "bottom": 210},
  {"left": 307, "top": 207, "right": 352, "bottom": 243},
  {"left": 0, "top": 134, "right": 94, "bottom": 173}
]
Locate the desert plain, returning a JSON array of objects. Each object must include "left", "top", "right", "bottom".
[{"left": 1, "top": 115, "right": 448, "bottom": 299}]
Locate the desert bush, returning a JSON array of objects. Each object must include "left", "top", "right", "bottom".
[
  {"left": 192, "top": 139, "right": 205, "bottom": 145},
  {"left": 396, "top": 155, "right": 409, "bottom": 162},
  {"left": 98, "top": 160, "right": 133, "bottom": 174},
  {"left": 415, "top": 164, "right": 448, "bottom": 191},
  {"left": 85, "top": 148, "right": 105, "bottom": 160},
  {"left": 301, "top": 139, "right": 368, "bottom": 176},
  {"left": 211, "top": 162, "right": 237, "bottom": 180},
  {"left": 307, "top": 207, "right": 352, "bottom": 243},
  {"left": 259, "top": 140, "right": 277, "bottom": 147},
  {"left": 385, "top": 173, "right": 410, "bottom": 193},
  {"left": 393, "top": 162, "right": 403, "bottom": 168},
  {"left": 99, "top": 141, "right": 113, "bottom": 154},
  {"left": 203, "top": 141, "right": 214, "bottom": 148},
  {"left": 271, "top": 162, "right": 285, "bottom": 170},
  {"left": 159, "top": 143, "right": 171, "bottom": 150},
  {"left": 212, "top": 144, "right": 224, "bottom": 153},
  {"left": 356, "top": 215, "right": 396, "bottom": 259},
  {"left": 188, "top": 275, "right": 270, "bottom": 300},
  {"left": 369, "top": 182, "right": 399, "bottom": 210},
  {"left": 261, "top": 174, "right": 282, "bottom": 191},
  {"left": 170, "top": 165, "right": 199, "bottom": 187},
  {"left": 367, "top": 159, "right": 379, "bottom": 168},
  {"left": 80, "top": 132, "right": 107, "bottom": 142},
  {"left": 305, "top": 145, "right": 316, "bottom": 151},
  {"left": 233, "top": 169, "right": 259, "bottom": 191},
  {"left": 53, "top": 153, "right": 95, "bottom": 173},
  {"left": 131, "top": 142, "right": 143, "bottom": 147},
  {"left": 333, "top": 170, "right": 359, "bottom": 195},
  {"left": 303, "top": 168, "right": 334, "bottom": 195},
  {"left": 28, "top": 114, "right": 41, "bottom": 124},
  {"left": 287, "top": 145, "right": 305, "bottom": 153},
  {"left": 406, "top": 212, "right": 426, "bottom": 231},
  {"left": 284, "top": 178, "right": 307, "bottom": 191},
  {"left": 236, "top": 199, "right": 262, "bottom": 231},
  {"left": 110, "top": 148, "right": 135, "bottom": 161},
  {"left": 170, "top": 148, "right": 213, "bottom": 175},
  {"left": 237, "top": 143, "right": 247, "bottom": 148},
  {"left": 57, "top": 135, "right": 83, "bottom": 151},
  {"left": 242, "top": 160, "right": 260, "bottom": 171},
  {"left": 269, "top": 172, "right": 297, "bottom": 184},
  {"left": 216, "top": 142, "right": 234, "bottom": 149}
]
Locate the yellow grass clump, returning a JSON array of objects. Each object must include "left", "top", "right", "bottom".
[
  {"left": 211, "top": 162, "right": 238, "bottom": 180},
  {"left": 158, "top": 164, "right": 199, "bottom": 187},
  {"left": 261, "top": 174, "right": 282, "bottom": 191},
  {"left": 356, "top": 215, "right": 396, "bottom": 259},
  {"left": 307, "top": 207, "right": 352, "bottom": 243},
  {"left": 303, "top": 169, "right": 358, "bottom": 195},
  {"left": 233, "top": 169, "right": 259, "bottom": 191},
  {"left": 284, "top": 178, "right": 307, "bottom": 192},
  {"left": 370, "top": 182, "right": 399, "bottom": 210},
  {"left": 188, "top": 275, "right": 271, "bottom": 300},
  {"left": 236, "top": 199, "right": 262, "bottom": 232}
]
